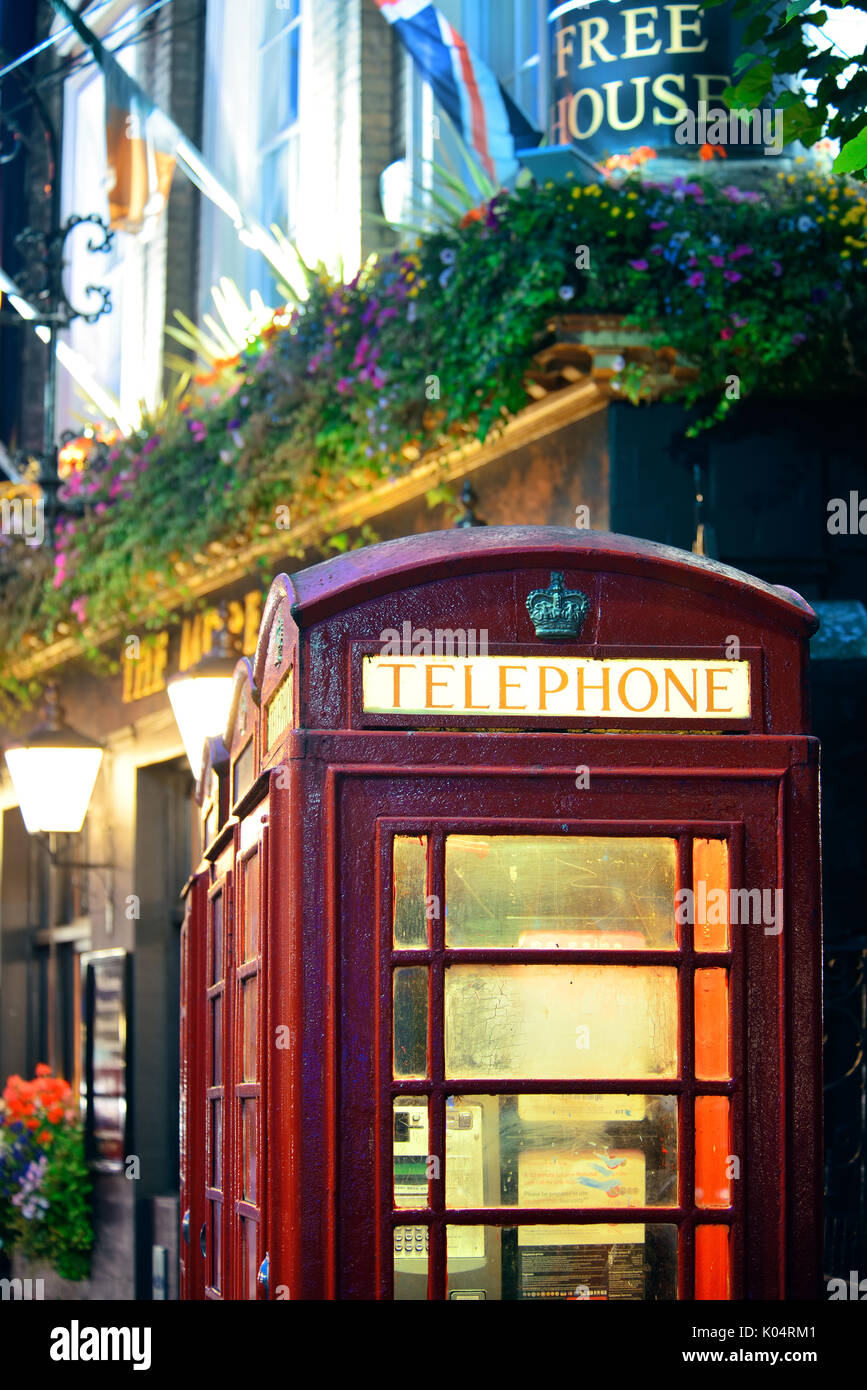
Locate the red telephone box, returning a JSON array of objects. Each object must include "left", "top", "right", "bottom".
[{"left": 179, "top": 525, "right": 822, "bottom": 1301}]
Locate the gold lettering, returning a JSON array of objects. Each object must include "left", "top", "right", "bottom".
[
  {"left": 652, "top": 72, "right": 687, "bottom": 124},
  {"left": 464, "top": 664, "right": 490, "bottom": 710},
  {"left": 538, "top": 665, "right": 568, "bottom": 712},
  {"left": 579, "top": 16, "right": 617, "bottom": 70},
  {"left": 618, "top": 666, "right": 659, "bottom": 713},
  {"left": 498, "top": 664, "right": 528, "bottom": 711},
  {"left": 575, "top": 664, "right": 611, "bottom": 713},
  {"left": 122, "top": 652, "right": 135, "bottom": 703},
  {"left": 555, "top": 22, "right": 576, "bottom": 79},
  {"left": 706, "top": 668, "right": 733, "bottom": 714},
  {"left": 603, "top": 77, "right": 651, "bottom": 131},
  {"left": 664, "top": 665, "right": 698, "bottom": 712},
  {"left": 243, "top": 590, "right": 263, "bottom": 656},
  {"left": 550, "top": 95, "right": 572, "bottom": 146},
  {"left": 623, "top": 7, "right": 661, "bottom": 59},
  {"left": 569, "top": 88, "right": 605, "bottom": 140},
  {"left": 381, "top": 663, "right": 414, "bottom": 708},
  {"left": 179, "top": 614, "right": 202, "bottom": 672},
  {"left": 425, "top": 663, "right": 454, "bottom": 709},
  {"left": 666, "top": 3, "right": 708, "bottom": 54},
  {"left": 151, "top": 630, "right": 169, "bottom": 694},
  {"left": 695, "top": 73, "right": 730, "bottom": 108}
]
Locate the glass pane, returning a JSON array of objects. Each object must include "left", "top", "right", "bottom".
[
  {"left": 393, "top": 1098, "right": 430, "bottom": 1209},
  {"left": 693, "top": 840, "right": 730, "bottom": 951},
  {"left": 244, "top": 854, "right": 260, "bottom": 960},
  {"left": 243, "top": 976, "right": 258, "bottom": 1082},
  {"left": 393, "top": 1224, "right": 429, "bottom": 1300},
  {"left": 445, "top": 1095, "right": 677, "bottom": 1209},
  {"left": 696, "top": 1225, "right": 730, "bottom": 1299},
  {"left": 393, "top": 966, "right": 428, "bottom": 1078},
  {"left": 445, "top": 835, "right": 676, "bottom": 948},
  {"left": 210, "top": 1100, "right": 222, "bottom": 1190},
  {"left": 393, "top": 836, "right": 428, "bottom": 947},
  {"left": 695, "top": 970, "right": 730, "bottom": 1080},
  {"left": 243, "top": 1098, "right": 258, "bottom": 1204},
  {"left": 211, "top": 893, "right": 223, "bottom": 982},
  {"left": 695, "top": 1097, "right": 731, "bottom": 1208},
  {"left": 211, "top": 997, "right": 222, "bottom": 1086},
  {"left": 211, "top": 1202, "right": 221, "bottom": 1291},
  {"left": 445, "top": 965, "right": 678, "bottom": 1079},
  {"left": 446, "top": 1224, "right": 677, "bottom": 1300},
  {"left": 242, "top": 1219, "right": 258, "bottom": 1300}
]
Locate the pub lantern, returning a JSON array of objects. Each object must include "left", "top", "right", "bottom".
[{"left": 179, "top": 526, "right": 822, "bottom": 1301}]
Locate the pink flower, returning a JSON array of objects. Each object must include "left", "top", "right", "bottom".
[
  {"left": 336, "top": 377, "right": 353, "bottom": 395},
  {"left": 724, "top": 270, "right": 742, "bottom": 283},
  {"left": 710, "top": 255, "right": 726, "bottom": 267},
  {"left": 686, "top": 271, "right": 705, "bottom": 288},
  {"left": 628, "top": 259, "right": 649, "bottom": 271},
  {"left": 720, "top": 327, "right": 734, "bottom": 340},
  {"left": 352, "top": 335, "right": 372, "bottom": 369},
  {"left": 729, "top": 244, "right": 754, "bottom": 260},
  {"left": 650, "top": 221, "right": 668, "bottom": 230},
  {"left": 70, "top": 597, "right": 88, "bottom": 623}
]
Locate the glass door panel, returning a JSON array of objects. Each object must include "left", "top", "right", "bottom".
[{"left": 388, "top": 825, "right": 737, "bottom": 1301}]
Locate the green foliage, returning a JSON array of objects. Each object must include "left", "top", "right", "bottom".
[
  {"left": 0, "top": 165, "right": 865, "bottom": 699},
  {"left": 701, "top": 0, "right": 867, "bottom": 176}
]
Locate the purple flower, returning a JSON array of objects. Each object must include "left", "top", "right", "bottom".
[
  {"left": 558, "top": 285, "right": 576, "bottom": 301},
  {"left": 336, "top": 376, "right": 353, "bottom": 394},
  {"left": 628, "top": 259, "right": 649, "bottom": 271},
  {"left": 352, "top": 335, "right": 372, "bottom": 369},
  {"left": 650, "top": 220, "right": 668, "bottom": 230},
  {"left": 376, "top": 307, "right": 399, "bottom": 325},
  {"left": 723, "top": 270, "right": 742, "bottom": 283},
  {"left": 440, "top": 247, "right": 457, "bottom": 265},
  {"left": 771, "top": 261, "right": 783, "bottom": 277},
  {"left": 227, "top": 418, "right": 241, "bottom": 431},
  {"left": 142, "top": 437, "right": 160, "bottom": 455},
  {"left": 792, "top": 332, "right": 807, "bottom": 345},
  {"left": 709, "top": 254, "right": 726, "bottom": 268},
  {"left": 361, "top": 300, "right": 379, "bottom": 326},
  {"left": 650, "top": 245, "right": 664, "bottom": 256},
  {"left": 729, "top": 244, "right": 754, "bottom": 261},
  {"left": 686, "top": 271, "right": 705, "bottom": 288}
]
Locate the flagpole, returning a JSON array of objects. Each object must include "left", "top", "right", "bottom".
[{"left": 48, "top": 0, "right": 307, "bottom": 297}]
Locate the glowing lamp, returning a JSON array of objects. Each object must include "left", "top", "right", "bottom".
[
  {"left": 4, "top": 686, "right": 103, "bottom": 833},
  {"left": 167, "top": 616, "right": 237, "bottom": 777}
]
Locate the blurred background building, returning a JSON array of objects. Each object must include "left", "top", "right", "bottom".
[{"left": 0, "top": 0, "right": 864, "bottom": 1297}]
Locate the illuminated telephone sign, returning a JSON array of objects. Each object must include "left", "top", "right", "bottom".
[{"left": 180, "top": 526, "right": 822, "bottom": 1301}]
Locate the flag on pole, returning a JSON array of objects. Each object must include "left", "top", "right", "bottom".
[
  {"left": 103, "top": 50, "right": 178, "bottom": 232},
  {"left": 373, "top": 0, "right": 541, "bottom": 185}
]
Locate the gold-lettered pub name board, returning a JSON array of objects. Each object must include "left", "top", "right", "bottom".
[
  {"left": 121, "top": 589, "right": 263, "bottom": 703},
  {"left": 362, "top": 655, "right": 750, "bottom": 720}
]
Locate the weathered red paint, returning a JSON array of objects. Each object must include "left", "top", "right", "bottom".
[{"left": 180, "top": 526, "right": 822, "bottom": 1301}]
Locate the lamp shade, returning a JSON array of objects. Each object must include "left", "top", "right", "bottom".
[
  {"left": 167, "top": 671, "right": 236, "bottom": 777},
  {"left": 4, "top": 688, "right": 103, "bottom": 833},
  {"left": 167, "top": 614, "right": 238, "bottom": 777}
]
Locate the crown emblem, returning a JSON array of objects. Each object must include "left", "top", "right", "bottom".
[{"left": 525, "top": 571, "right": 589, "bottom": 640}]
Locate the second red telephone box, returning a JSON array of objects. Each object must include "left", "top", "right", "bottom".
[{"left": 180, "top": 525, "right": 822, "bottom": 1301}]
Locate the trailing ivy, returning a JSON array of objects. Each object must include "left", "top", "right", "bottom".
[{"left": 0, "top": 163, "right": 864, "bottom": 709}]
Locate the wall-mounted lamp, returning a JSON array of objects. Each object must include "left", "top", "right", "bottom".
[
  {"left": 3, "top": 684, "right": 103, "bottom": 833},
  {"left": 167, "top": 606, "right": 237, "bottom": 778}
]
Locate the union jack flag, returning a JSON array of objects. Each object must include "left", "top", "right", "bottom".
[{"left": 374, "top": 0, "right": 541, "bottom": 184}]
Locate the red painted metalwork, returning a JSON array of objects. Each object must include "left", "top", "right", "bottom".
[{"left": 179, "top": 526, "right": 822, "bottom": 1301}]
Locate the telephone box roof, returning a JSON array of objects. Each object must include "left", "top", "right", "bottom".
[{"left": 287, "top": 526, "right": 819, "bottom": 636}]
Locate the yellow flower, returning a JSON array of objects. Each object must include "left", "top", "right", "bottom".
[
  {"left": 626, "top": 210, "right": 635, "bottom": 219},
  {"left": 627, "top": 191, "right": 638, "bottom": 200},
  {"left": 806, "top": 195, "right": 814, "bottom": 202},
  {"left": 571, "top": 187, "right": 581, "bottom": 198},
  {"left": 611, "top": 206, "right": 621, "bottom": 216}
]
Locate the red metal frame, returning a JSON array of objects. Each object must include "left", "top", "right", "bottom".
[{"left": 180, "top": 527, "right": 822, "bottom": 1301}]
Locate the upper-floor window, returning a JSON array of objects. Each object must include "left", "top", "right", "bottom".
[{"left": 199, "top": 0, "right": 302, "bottom": 316}]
